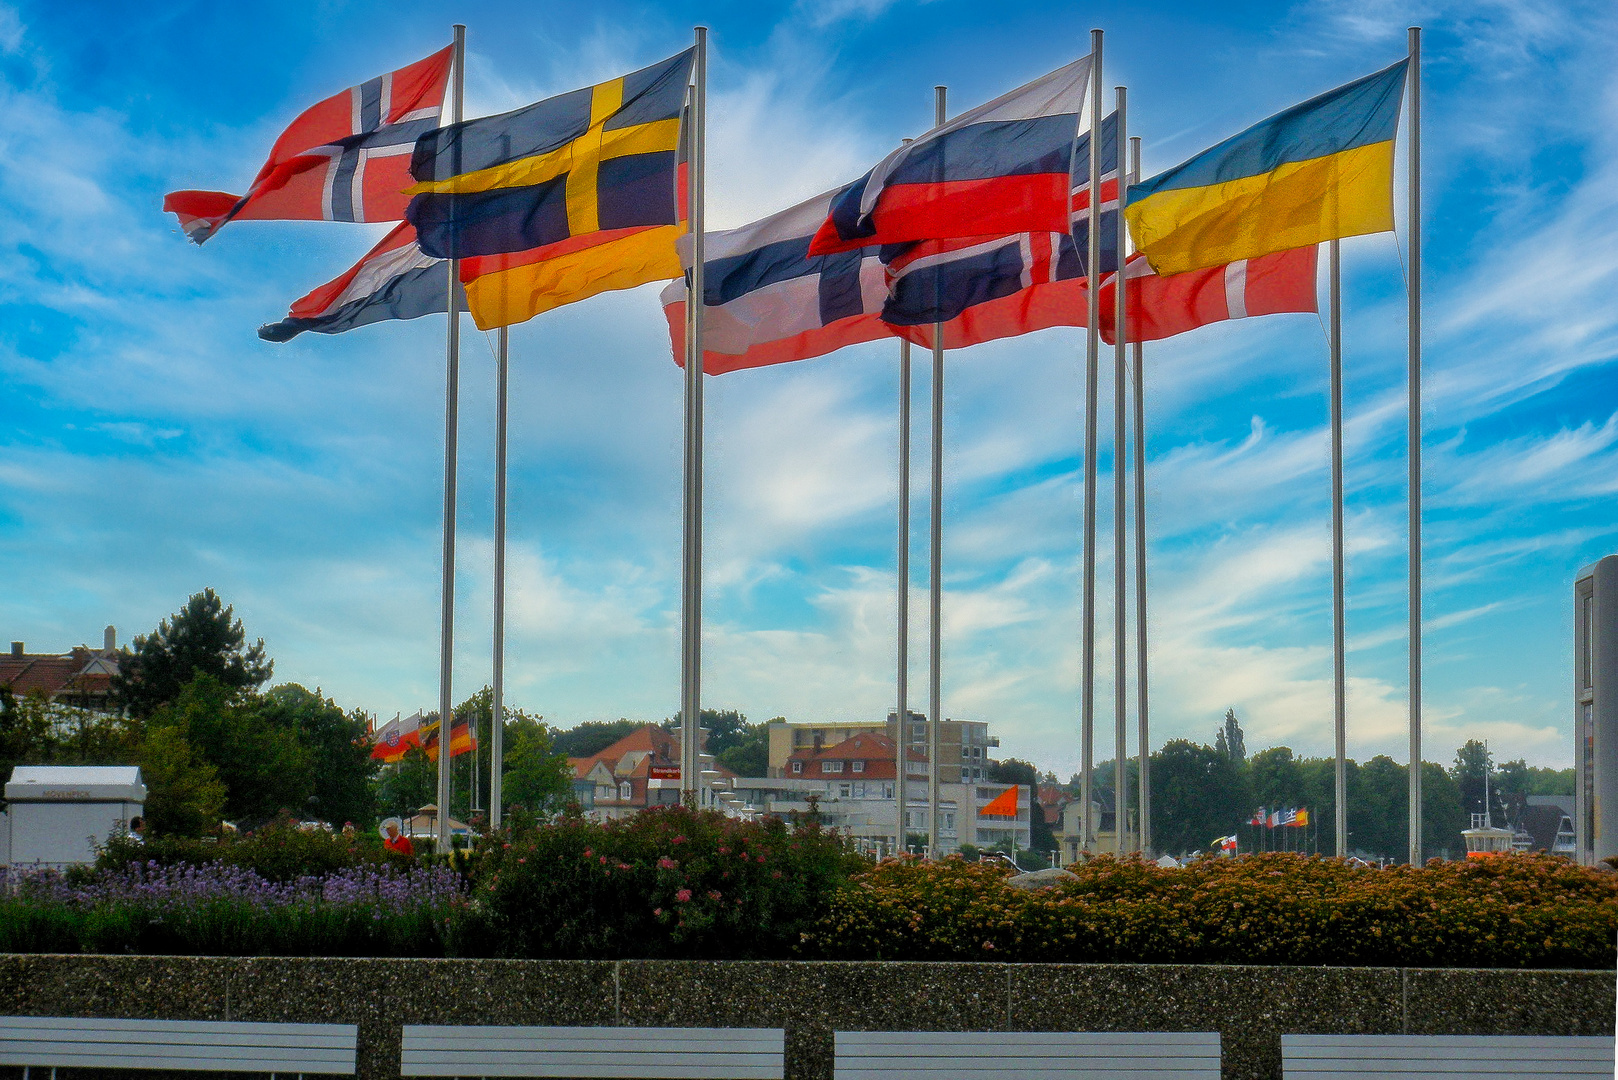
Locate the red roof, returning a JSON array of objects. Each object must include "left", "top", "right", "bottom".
[
  {"left": 785, "top": 731, "right": 922, "bottom": 779},
  {"left": 0, "top": 646, "right": 117, "bottom": 703}
]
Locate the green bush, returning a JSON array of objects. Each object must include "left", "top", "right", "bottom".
[
  {"left": 455, "top": 805, "right": 865, "bottom": 959},
  {"left": 807, "top": 852, "right": 1618, "bottom": 968},
  {"left": 96, "top": 821, "right": 408, "bottom": 881}
]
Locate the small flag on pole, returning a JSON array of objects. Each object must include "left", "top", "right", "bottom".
[
  {"left": 164, "top": 45, "right": 454, "bottom": 244},
  {"left": 978, "top": 786, "right": 1020, "bottom": 817},
  {"left": 1125, "top": 59, "right": 1408, "bottom": 275},
  {"left": 259, "top": 222, "right": 461, "bottom": 341}
]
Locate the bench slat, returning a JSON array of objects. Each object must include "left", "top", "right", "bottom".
[
  {"left": 400, "top": 1025, "right": 785, "bottom": 1079},
  {"left": 839, "top": 1071, "right": 1218, "bottom": 1080},
  {"left": 0, "top": 1015, "right": 357, "bottom": 1075},
  {"left": 1281, "top": 1034, "right": 1614, "bottom": 1079},
  {"left": 403, "top": 1062, "right": 783, "bottom": 1079},
  {"left": 838, "top": 1032, "right": 1219, "bottom": 1046},
  {"left": 834, "top": 1031, "right": 1221, "bottom": 1080},
  {"left": 0, "top": 1016, "right": 353, "bottom": 1037}
]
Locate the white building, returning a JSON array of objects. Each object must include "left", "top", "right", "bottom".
[{"left": 3, "top": 765, "right": 146, "bottom": 869}]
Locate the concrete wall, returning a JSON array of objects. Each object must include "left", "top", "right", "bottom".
[{"left": 0, "top": 957, "right": 1609, "bottom": 1080}]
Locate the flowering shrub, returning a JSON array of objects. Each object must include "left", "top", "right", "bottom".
[
  {"left": 806, "top": 852, "right": 1618, "bottom": 968},
  {"left": 95, "top": 821, "right": 408, "bottom": 882},
  {"left": 0, "top": 860, "right": 461, "bottom": 956},
  {"left": 454, "top": 806, "right": 865, "bottom": 959}
]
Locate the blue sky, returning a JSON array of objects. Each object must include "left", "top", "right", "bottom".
[{"left": 2, "top": 0, "right": 1614, "bottom": 774}]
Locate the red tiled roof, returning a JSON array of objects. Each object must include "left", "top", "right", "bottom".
[
  {"left": 570, "top": 724, "right": 678, "bottom": 780},
  {"left": 0, "top": 647, "right": 116, "bottom": 701}
]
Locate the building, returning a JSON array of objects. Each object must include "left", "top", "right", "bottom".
[
  {"left": 3, "top": 765, "right": 146, "bottom": 868},
  {"left": 0, "top": 628, "right": 122, "bottom": 712},
  {"left": 1519, "top": 795, "right": 1576, "bottom": 856},
  {"left": 568, "top": 724, "right": 744, "bottom": 821},
  {"left": 765, "top": 713, "right": 999, "bottom": 783},
  {"left": 735, "top": 731, "right": 1030, "bottom": 855},
  {"left": 1054, "top": 795, "right": 1135, "bottom": 862},
  {"left": 1573, "top": 556, "right": 1618, "bottom": 866}
]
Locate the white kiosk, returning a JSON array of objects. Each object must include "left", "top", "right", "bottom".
[{"left": 3, "top": 765, "right": 146, "bottom": 869}]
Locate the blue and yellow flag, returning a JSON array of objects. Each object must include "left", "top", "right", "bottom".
[
  {"left": 406, "top": 49, "right": 694, "bottom": 329},
  {"left": 1125, "top": 59, "right": 1408, "bottom": 276}
]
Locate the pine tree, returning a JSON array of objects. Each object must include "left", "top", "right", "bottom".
[{"left": 113, "top": 589, "right": 273, "bottom": 718}]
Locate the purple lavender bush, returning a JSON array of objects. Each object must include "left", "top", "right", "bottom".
[{"left": 0, "top": 860, "right": 463, "bottom": 956}]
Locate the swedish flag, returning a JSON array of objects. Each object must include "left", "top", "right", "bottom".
[
  {"left": 407, "top": 49, "right": 694, "bottom": 329},
  {"left": 1125, "top": 60, "right": 1407, "bottom": 276}
]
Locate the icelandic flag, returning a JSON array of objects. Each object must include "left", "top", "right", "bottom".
[
  {"left": 259, "top": 222, "right": 463, "bottom": 342},
  {"left": 660, "top": 189, "right": 892, "bottom": 375},
  {"left": 1097, "top": 246, "right": 1319, "bottom": 344},
  {"left": 879, "top": 112, "right": 1119, "bottom": 335},
  {"left": 165, "top": 45, "right": 453, "bottom": 244},
  {"left": 808, "top": 54, "right": 1093, "bottom": 256}
]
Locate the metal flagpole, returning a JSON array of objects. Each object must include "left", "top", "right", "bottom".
[
  {"left": 1111, "top": 85, "right": 1128, "bottom": 856},
  {"left": 1406, "top": 25, "right": 1423, "bottom": 866},
  {"left": 927, "top": 84, "right": 946, "bottom": 858},
  {"left": 1330, "top": 239, "right": 1347, "bottom": 857},
  {"left": 1128, "top": 134, "right": 1150, "bottom": 858},
  {"left": 491, "top": 324, "right": 508, "bottom": 829},
  {"left": 1080, "top": 28, "right": 1103, "bottom": 851},
  {"left": 681, "top": 27, "right": 709, "bottom": 801},
  {"left": 896, "top": 335, "right": 912, "bottom": 853},
  {"left": 435, "top": 22, "right": 466, "bottom": 853}
]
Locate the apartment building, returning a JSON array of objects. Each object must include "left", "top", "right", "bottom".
[{"left": 765, "top": 713, "right": 999, "bottom": 783}]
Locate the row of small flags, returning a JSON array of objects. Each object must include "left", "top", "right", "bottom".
[
  {"left": 162, "top": 34, "right": 1408, "bottom": 358},
  {"left": 1250, "top": 806, "right": 1313, "bottom": 829}
]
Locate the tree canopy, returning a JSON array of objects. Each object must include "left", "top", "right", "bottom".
[{"left": 113, "top": 589, "right": 273, "bottom": 718}]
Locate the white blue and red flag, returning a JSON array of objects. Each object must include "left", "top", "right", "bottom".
[
  {"left": 259, "top": 222, "right": 462, "bottom": 342},
  {"left": 165, "top": 45, "right": 453, "bottom": 244},
  {"left": 660, "top": 189, "right": 891, "bottom": 375},
  {"left": 808, "top": 54, "right": 1093, "bottom": 256},
  {"left": 1097, "top": 247, "right": 1318, "bottom": 345}
]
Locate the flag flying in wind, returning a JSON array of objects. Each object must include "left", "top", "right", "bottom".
[
  {"left": 406, "top": 49, "right": 694, "bottom": 329},
  {"left": 421, "top": 716, "right": 476, "bottom": 761},
  {"left": 1125, "top": 59, "right": 1408, "bottom": 275},
  {"left": 1097, "top": 246, "right": 1318, "bottom": 344},
  {"left": 879, "top": 112, "right": 1118, "bottom": 332},
  {"left": 259, "top": 222, "right": 462, "bottom": 341},
  {"left": 808, "top": 55, "right": 1093, "bottom": 256},
  {"left": 978, "top": 786, "right": 1020, "bottom": 817},
  {"left": 164, "top": 46, "right": 454, "bottom": 244},
  {"left": 660, "top": 188, "right": 890, "bottom": 375},
  {"left": 370, "top": 712, "right": 424, "bottom": 764},
  {"left": 1250, "top": 807, "right": 1266, "bottom": 826}
]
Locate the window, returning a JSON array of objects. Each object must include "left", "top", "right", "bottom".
[
  {"left": 838, "top": 783, "right": 851, "bottom": 798},
  {"left": 619, "top": 781, "right": 632, "bottom": 800},
  {"left": 853, "top": 782, "right": 865, "bottom": 798},
  {"left": 823, "top": 760, "right": 845, "bottom": 774},
  {"left": 961, "top": 746, "right": 970, "bottom": 758},
  {"left": 882, "top": 783, "right": 894, "bottom": 799},
  {"left": 972, "top": 746, "right": 982, "bottom": 758},
  {"left": 791, "top": 760, "right": 803, "bottom": 775},
  {"left": 851, "top": 760, "right": 865, "bottom": 773},
  {"left": 944, "top": 813, "right": 955, "bottom": 832}
]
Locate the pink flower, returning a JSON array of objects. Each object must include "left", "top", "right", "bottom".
[
  {"left": 658, "top": 856, "right": 678, "bottom": 870},
  {"left": 599, "top": 856, "right": 608, "bottom": 865},
  {"left": 583, "top": 849, "right": 593, "bottom": 857},
  {"left": 708, "top": 890, "right": 722, "bottom": 901},
  {"left": 675, "top": 888, "right": 693, "bottom": 902},
  {"left": 653, "top": 908, "right": 663, "bottom": 916}
]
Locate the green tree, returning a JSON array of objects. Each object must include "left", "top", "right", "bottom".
[
  {"left": 149, "top": 674, "right": 312, "bottom": 824},
  {"left": 1150, "top": 739, "right": 1252, "bottom": 855},
  {"left": 1248, "top": 746, "right": 1302, "bottom": 809},
  {"left": 1450, "top": 739, "right": 1506, "bottom": 827},
  {"left": 377, "top": 745, "right": 436, "bottom": 820},
  {"left": 261, "top": 684, "right": 378, "bottom": 828},
  {"left": 1421, "top": 761, "right": 1467, "bottom": 859},
  {"left": 1214, "top": 708, "right": 1246, "bottom": 762},
  {"left": 985, "top": 757, "right": 1058, "bottom": 852},
  {"left": 114, "top": 589, "right": 273, "bottom": 718},
  {"left": 135, "top": 725, "right": 227, "bottom": 836},
  {"left": 502, "top": 714, "right": 573, "bottom": 813},
  {"left": 0, "top": 687, "right": 55, "bottom": 787},
  {"left": 1350, "top": 755, "right": 1406, "bottom": 859},
  {"left": 550, "top": 719, "right": 644, "bottom": 758},
  {"left": 715, "top": 719, "right": 769, "bottom": 777}
]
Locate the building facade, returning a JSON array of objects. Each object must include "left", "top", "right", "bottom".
[
  {"left": 0, "top": 627, "right": 121, "bottom": 712},
  {"left": 1574, "top": 556, "right": 1618, "bottom": 866},
  {"left": 568, "top": 725, "right": 743, "bottom": 821},
  {"left": 765, "top": 714, "right": 999, "bottom": 784}
]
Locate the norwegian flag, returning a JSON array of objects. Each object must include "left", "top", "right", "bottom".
[{"left": 165, "top": 44, "right": 453, "bottom": 244}]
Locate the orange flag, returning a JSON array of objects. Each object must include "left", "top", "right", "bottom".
[{"left": 978, "top": 786, "right": 1019, "bottom": 817}]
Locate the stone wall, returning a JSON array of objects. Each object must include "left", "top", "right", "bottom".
[{"left": 0, "top": 957, "right": 1610, "bottom": 1080}]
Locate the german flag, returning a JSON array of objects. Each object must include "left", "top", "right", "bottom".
[{"left": 405, "top": 49, "right": 693, "bottom": 329}]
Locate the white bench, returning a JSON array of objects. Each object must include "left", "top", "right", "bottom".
[
  {"left": 834, "top": 1030, "right": 1222, "bottom": 1080},
  {"left": 1281, "top": 1033, "right": 1616, "bottom": 1078},
  {"left": 0, "top": 1015, "right": 358, "bottom": 1077},
  {"left": 400, "top": 1025, "right": 786, "bottom": 1079}
]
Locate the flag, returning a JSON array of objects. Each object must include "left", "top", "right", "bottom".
[
  {"left": 1097, "top": 246, "right": 1318, "bottom": 344},
  {"left": 1250, "top": 807, "right": 1266, "bottom": 827},
  {"left": 1266, "top": 809, "right": 1280, "bottom": 828},
  {"left": 164, "top": 46, "right": 454, "bottom": 244},
  {"left": 406, "top": 49, "right": 693, "bottom": 329},
  {"left": 1216, "top": 835, "right": 1238, "bottom": 853},
  {"left": 259, "top": 222, "right": 463, "bottom": 341},
  {"left": 1125, "top": 59, "right": 1408, "bottom": 275},
  {"left": 978, "top": 786, "right": 1020, "bottom": 817},
  {"left": 808, "top": 55, "right": 1093, "bottom": 256},
  {"left": 1292, "top": 808, "right": 1311, "bottom": 828},
  {"left": 659, "top": 188, "right": 891, "bottom": 375},
  {"left": 421, "top": 717, "right": 476, "bottom": 762},
  {"left": 370, "top": 711, "right": 423, "bottom": 763}
]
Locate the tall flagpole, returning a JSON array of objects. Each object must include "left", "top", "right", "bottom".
[
  {"left": 927, "top": 84, "right": 947, "bottom": 858},
  {"left": 1406, "top": 26, "right": 1423, "bottom": 865},
  {"left": 1111, "top": 85, "right": 1129, "bottom": 855},
  {"left": 491, "top": 324, "right": 508, "bottom": 830},
  {"left": 1080, "top": 28, "right": 1103, "bottom": 852},
  {"left": 896, "top": 335, "right": 912, "bottom": 853},
  {"left": 435, "top": 22, "right": 466, "bottom": 852},
  {"left": 681, "top": 28, "right": 709, "bottom": 801},
  {"left": 1330, "top": 239, "right": 1346, "bottom": 857},
  {"left": 1128, "top": 134, "right": 1150, "bottom": 858}
]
